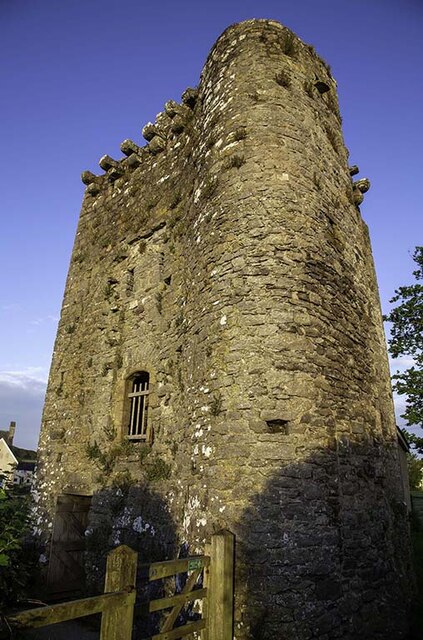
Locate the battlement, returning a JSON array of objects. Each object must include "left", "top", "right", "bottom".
[{"left": 81, "top": 88, "right": 198, "bottom": 196}]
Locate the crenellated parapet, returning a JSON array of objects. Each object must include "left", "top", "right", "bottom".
[{"left": 80, "top": 88, "right": 198, "bottom": 196}]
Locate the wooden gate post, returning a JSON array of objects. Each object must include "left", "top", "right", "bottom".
[
  {"left": 208, "top": 530, "right": 234, "bottom": 640},
  {"left": 100, "top": 545, "right": 137, "bottom": 640}
]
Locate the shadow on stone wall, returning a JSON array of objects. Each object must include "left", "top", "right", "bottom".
[
  {"left": 234, "top": 442, "right": 412, "bottom": 640},
  {"left": 85, "top": 440, "right": 412, "bottom": 640},
  {"left": 85, "top": 483, "right": 178, "bottom": 636}
]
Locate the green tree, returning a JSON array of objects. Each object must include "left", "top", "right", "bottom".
[
  {"left": 408, "top": 453, "right": 423, "bottom": 490},
  {"left": 384, "top": 246, "right": 423, "bottom": 452}
]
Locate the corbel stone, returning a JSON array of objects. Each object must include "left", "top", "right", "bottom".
[
  {"left": 352, "top": 178, "right": 370, "bottom": 206},
  {"left": 148, "top": 135, "right": 166, "bottom": 155},
  {"left": 81, "top": 170, "right": 100, "bottom": 186},
  {"left": 99, "top": 155, "right": 120, "bottom": 171},
  {"left": 120, "top": 139, "right": 143, "bottom": 157},
  {"left": 155, "top": 111, "right": 171, "bottom": 131},
  {"left": 127, "top": 153, "right": 143, "bottom": 168},
  {"left": 171, "top": 115, "right": 185, "bottom": 134},
  {"left": 349, "top": 165, "right": 359, "bottom": 177},
  {"left": 164, "top": 100, "right": 190, "bottom": 119},
  {"left": 354, "top": 178, "right": 370, "bottom": 193},
  {"left": 142, "top": 122, "right": 159, "bottom": 142},
  {"left": 108, "top": 168, "right": 125, "bottom": 182},
  {"left": 87, "top": 182, "right": 101, "bottom": 196},
  {"left": 99, "top": 155, "right": 125, "bottom": 181},
  {"left": 81, "top": 170, "right": 104, "bottom": 196}
]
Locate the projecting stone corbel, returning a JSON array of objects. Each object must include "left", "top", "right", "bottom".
[
  {"left": 164, "top": 100, "right": 190, "bottom": 119},
  {"left": 120, "top": 139, "right": 144, "bottom": 167},
  {"left": 81, "top": 170, "right": 104, "bottom": 196},
  {"left": 142, "top": 123, "right": 160, "bottom": 141},
  {"left": 352, "top": 178, "right": 370, "bottom": 206},
  {"left": 171, "top": 115, "right": 185, "bottom": 134},
  {"left": 141, "top": 123, "right": 167, "bottom": 154},
  {"left": 81, "top": 170, "right": 99, "bottom": 185},
  {"left": 99, "top": 155, "right": 125, "bottom": 181},
  {"left": 148, "top": 136, "right": 166, "bottom": 154},
  {"left": 120, "top": 139, "right": 143, "bottom": 156}
]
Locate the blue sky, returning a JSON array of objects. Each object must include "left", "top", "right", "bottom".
[{"left": 0, "top": 0, "right": 422, "bottom": 448}]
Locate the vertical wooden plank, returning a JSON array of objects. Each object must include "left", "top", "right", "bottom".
[
  {"left": 208, "top": 531, "right": 234, "bottom": 640},
  {"left": 201, "top": 542, "right": 211, "bottom": 640},
  {"left": 100, "top": 545, "right": 137, "bottom": 640},
  {"left": 129, "top": 392, "right": 136, "bottom": 436}
]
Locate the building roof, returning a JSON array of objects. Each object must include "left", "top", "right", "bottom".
[
  {"left": 397, "top": 427, "right": 410, "bottom": 453},
  {"left": 16, "top": 460, "right": 36, "bottom": 472},
  {"left": 10, "top": 444, "right": 37, "bottom": 462},
  {"left": 0, "top": 436, "right": 37, "bottom": 463}
]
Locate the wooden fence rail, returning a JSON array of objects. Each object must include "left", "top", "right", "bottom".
[
  {"left": 8, "top": 530, "right": 234, "bottom": 640},
  {"left": 9, "top": 545, "right": 137, "bottom": 640}
]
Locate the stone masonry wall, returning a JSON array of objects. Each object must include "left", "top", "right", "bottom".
[{"left": 35, "top": 19, "right": 411, "bottom": 640}]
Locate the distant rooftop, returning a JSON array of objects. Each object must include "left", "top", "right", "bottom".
[{"left": 0, "top": 421, "right": 36, "bottom": 461}]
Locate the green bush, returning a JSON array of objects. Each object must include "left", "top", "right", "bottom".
[{"left": 0, "top": 475, "right": 36, "bottom": 609}]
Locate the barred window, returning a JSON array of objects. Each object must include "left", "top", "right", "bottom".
[{"left": 127, "top": 372, "right": 149, "bottom": 439}]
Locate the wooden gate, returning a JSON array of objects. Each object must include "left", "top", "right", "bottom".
[
  {"left": 47, "top": 493, "right": 92, "bottom": 597},
  {"left": 9, "top": 531, "right": 235, "bottom": 640},
  {"left": 136, "top": 529, "right": 234, "bottom": 639}
]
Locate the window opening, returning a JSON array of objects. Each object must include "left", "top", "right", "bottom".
[{"left": 127, "top": 372, "right": 150, "bottom": 439}]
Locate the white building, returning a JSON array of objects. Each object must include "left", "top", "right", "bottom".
[{"left": 0, "top": 421, "right": 36, "bottom": 487}]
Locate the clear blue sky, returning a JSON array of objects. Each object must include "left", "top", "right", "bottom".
[{"left": 0, "top": 0, "right": 422, "bottom": 448}]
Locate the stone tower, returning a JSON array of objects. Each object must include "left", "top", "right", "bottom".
[{"left": 35, "top": 19, "right": 411, "bottom": 639}]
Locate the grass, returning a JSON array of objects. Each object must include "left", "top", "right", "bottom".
[
  {"left": 233, "top": 126, "right": 247, "bottom": 141},
  {"left": 223, "top": 154, "right": 245, "bottom": 170},
  {"left": 282, "top": 32, "right": 297, "bottom": 57},
  {"left": 210, "top": 392, "right": 223, "bottom": 416}
]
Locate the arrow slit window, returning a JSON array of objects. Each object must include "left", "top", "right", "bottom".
[{"left": 127, "top": 372, "right": 150, "bottom": 439}]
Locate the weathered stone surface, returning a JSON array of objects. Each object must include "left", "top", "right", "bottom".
[
  {"left": 147, "top": 135, "right": 166, "bottom": 154},
  {"left": 35, "top": 19, "right": 411, "bottom": 640},
  {"left": 81, "top": 170, "right": 99, "bottom": 185},
  {"left": 120, "top": 138, "right": 143, "bottom": 157},
  {"left": 142, "top": 122, "right": 160, "bottom": 141}
]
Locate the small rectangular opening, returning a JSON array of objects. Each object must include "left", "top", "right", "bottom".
[{"left": 128, "top": 372, "right": 149, "bottom": 439}]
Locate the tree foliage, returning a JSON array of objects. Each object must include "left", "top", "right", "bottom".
[
  {"left": 384, "top": 247, "right": 423, "bottom": 450},
  {"left": 407, "top": 453, "right": 423, "bottom": 491},
  {"left": 0, "top": 475, "right": 36, "bottom": 610}
]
